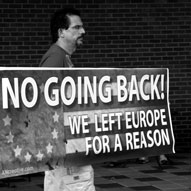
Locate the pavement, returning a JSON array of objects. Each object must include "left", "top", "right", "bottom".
[{"left": 0, "top": 153, "right": 191, "bottom": 191}]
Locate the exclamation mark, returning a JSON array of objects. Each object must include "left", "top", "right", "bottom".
[{"left": 161, "top": 74, "right": 165, "bottom": 99}]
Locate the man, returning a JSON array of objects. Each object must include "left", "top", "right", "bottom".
[
  {"left": 40, "top": 8, "right": 85, "bottom": 67},
  {"left": 40, "top": 8, "right": 95, "bottom": 191}
]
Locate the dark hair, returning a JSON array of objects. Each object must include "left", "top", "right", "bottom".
[{"left": 50, "top": 8, "right": 81, "bottom": 43}]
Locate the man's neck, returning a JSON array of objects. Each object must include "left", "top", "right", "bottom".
[{"left": 56, "top": 39, "right": 76, "bottom": 56}]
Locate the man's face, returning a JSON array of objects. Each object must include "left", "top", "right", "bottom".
[{"left": 64, "top": 15, "right": 85, "bottom": 47}]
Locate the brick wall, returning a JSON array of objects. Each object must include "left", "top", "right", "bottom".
[{"left": 0, "top": 0, "right": 191, "bottom": 152}]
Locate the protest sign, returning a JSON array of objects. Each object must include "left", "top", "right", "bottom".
[
  {"left": 62, "top": 68, "right": 175, "bottom": 166},
  {"left": 0, "top": 68, "right": 175, "bottom": 178}
]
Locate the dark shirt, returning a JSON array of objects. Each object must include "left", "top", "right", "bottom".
[{"left": 39, "top": 44, "right": 73, "bottom": 68}]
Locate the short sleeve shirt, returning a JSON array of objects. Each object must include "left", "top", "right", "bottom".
[{"left": 39, "top": 44, "right": 73, "bottom": 68}]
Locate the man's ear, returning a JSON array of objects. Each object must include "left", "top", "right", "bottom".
[{"left": 58, "top": 28, "right": 65, "bottom": 38}]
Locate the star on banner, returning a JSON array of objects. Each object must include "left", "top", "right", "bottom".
[
  {"left": 3, "top": 114, "right": 12, "bottom": 126},
  {"left": 52, "top": 128, "right": 58, "bottom": 139},
  {"left": 53, "top": 112, "right": 59, "bottom": 123},
  {"left": 25, "top": 152, "right": 32, "bottom": 162},
  {"left": 6, "top": 131, "right": 14, "bottom": 143},
  {"left": 14, "top": 145, "right": 22, "bottom": 157},
  {"left": 36, "top": 151, "right": 44, "bottom": 161},
  {"left": 46, "top": 143, "right": 53, "bottom": 154}
]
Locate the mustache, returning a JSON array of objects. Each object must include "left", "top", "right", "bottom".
[{"left": 78, "top": 34, "right": 85, "bottom": 39}]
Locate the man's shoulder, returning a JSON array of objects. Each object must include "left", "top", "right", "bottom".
[
  {"left": 48, "top": 44, "right": 66, "bottom": 56},
  {"left": 39, "top": 44, "right": 67, "bottom": 67}
]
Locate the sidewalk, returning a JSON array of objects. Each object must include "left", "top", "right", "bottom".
[{"left": 0, "top": 153, "right": 191, "bottom": 191}]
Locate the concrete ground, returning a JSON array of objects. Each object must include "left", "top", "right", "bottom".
[{"left": 0, "top": 153, "right": 191, "bottom": 191}]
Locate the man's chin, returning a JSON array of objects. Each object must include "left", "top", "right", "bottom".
[{"left": 77, "top": 40, "right": 84, "bottom": 47}]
